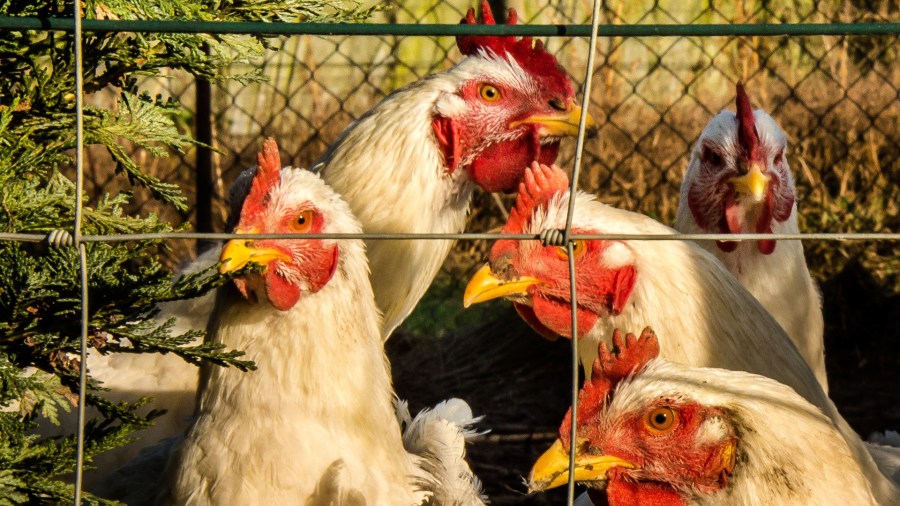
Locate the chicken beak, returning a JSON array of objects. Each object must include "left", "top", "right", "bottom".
[
  {"left": 728, "top": 162, "right": 770, "bottom": 202},
  {"left": 463, "top": 263, "right": 541, "bottom": 308},
  {"left": 219, "top": 239, "right": 291, "bottom": 274},
  {"left": 510, "top": 104, "right": 597, "bottom": 138},
  {"left": 528, "top": 438, "right": 636, "bottom": 493}
]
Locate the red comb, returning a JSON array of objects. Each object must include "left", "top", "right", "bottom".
[
  {"left": 504, "top": 162, "right": 570, "bottom": 233},
  {"left": 560, "top": 327, "right": 660, "bottom": 445},
  {"left": 242, "top": 137, "right": 282, "bottom": 223},
  {"left": 458, "top": 1, "right": 573, "bottom": 97},
  {"left": 736, "top": 82, "right": 763, "bottom": 162}
]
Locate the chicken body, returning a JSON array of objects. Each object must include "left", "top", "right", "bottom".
[
  {"left": 529, "top": 329, "right": 881, "bottom": 505},
  {"left": 465, "top": 162, "right": 899, "bottom": 503},
  {"left": 676, "top": 83, "right": 826, "bottom": 390},
  {"left": 153, "top": 140, "right": 483, "bottom": 505}
]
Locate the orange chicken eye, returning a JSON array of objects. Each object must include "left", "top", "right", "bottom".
[
  {"left": 290, "top": 210, "right": 315, "bottom": 233},
  {"left": 645, "top": 407, "right": 678, "bottom": 434},
  {"left": 555, "top": 240, "right": 586, "bottom": 260},
  {"left": 479, "top": 83, "right": 502, "bottom": 102}
]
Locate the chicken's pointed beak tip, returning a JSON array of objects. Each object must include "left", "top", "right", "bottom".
[
  {"left": 529, "top": 438, "right": 636, "bottom": 492},
  {"left": 219, "top": 238, "right": 290, "bottom": 275},
  {"left": 218, "top": 258, "right": 237, "bottom": 275},
  {"left": 510, "top": 104, "right": 596, "bottom": 138},
  {"left": 463, "top": 264, "right": 498, "bottom": 307},
  {"left": 463, "top": 263, "right": 540, "bottom": 308},
  {"left": 219, "top": 239, "right": 252, "bottom": 274},
  {"left": 528, "top": 439, "right": 570, "bottom": 492}
]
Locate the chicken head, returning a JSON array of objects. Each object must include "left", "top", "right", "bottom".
[
  {"left": 463, "top": 162, "right": 636, "bottom": 340},
  {"left": 529, "top": 328, "right": 737, "bottom": 506},
  {"left": 432, "top": 1, "right": 595, "bottom": 192},
  {"left": 683, "top": 82, "right": 795, "bottom": 254},
  {"left": 219, "top": 138, "right": 340, "bottom": 310}
]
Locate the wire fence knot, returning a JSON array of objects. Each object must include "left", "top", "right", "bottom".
[
  {"left": 539, "top": 228, "right": 568, "bottom": 247},
  {"left": 45, "top": 230, "right": 75, "bottom": 248}
]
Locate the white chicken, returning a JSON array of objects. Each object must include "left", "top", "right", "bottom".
[
  {"left": 528, "top": 327, "right": 885, "bottom": 505},
  {"left": 676, "top": 82, "right": 826, "bottom": 391},
  {"left": 118, "top": 139, "right": 485, "bottom": 505},
  {"left": 463, "top": 162, "right": 899, "bottom": 503}
]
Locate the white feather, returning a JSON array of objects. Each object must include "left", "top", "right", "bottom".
[{"left": 399, "top": 398, "right": 488, "bottom": 506}]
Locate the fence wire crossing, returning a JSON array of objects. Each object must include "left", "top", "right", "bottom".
[{"left": 0, "top": 1, "right": 898, "bottom": 505}]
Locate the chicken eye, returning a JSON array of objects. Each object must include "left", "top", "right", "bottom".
[
  {"left": 645, "top": 406, "right": 678, "bottom": 434},
  {"left": 290, "top": 210, "right": 315, "bottom": 233},
  {"left": 701, "top": 146, "right": 724, "bottom": 167},
  {"left": 479, "top": 83, "right": 502, "bottom": 103},
  {"left": 774, "top": 148, "right": 784, "bottom": 165},
  {"left": 555, "top": 240, "right": 586, "bottom": 260}
]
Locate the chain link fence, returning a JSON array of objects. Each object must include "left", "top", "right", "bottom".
[
  {"left": 71, "top": 2, "right": 899, "bottom": 503},
  {"left": 98, "top": 0, "right": 898, "bottom": 291}
]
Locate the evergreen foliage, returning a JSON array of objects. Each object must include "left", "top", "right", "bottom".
[{"left": 0, "top": 0, "right": 376, "bottom": 502}]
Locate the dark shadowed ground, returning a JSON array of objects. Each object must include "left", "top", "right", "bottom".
[{"left": 387, "top": 259, "right": 899, "bottom": 505}]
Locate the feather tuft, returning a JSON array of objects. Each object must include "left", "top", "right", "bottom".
[{"left": 401, "top": 399, "right": 488, "bottom": 506}]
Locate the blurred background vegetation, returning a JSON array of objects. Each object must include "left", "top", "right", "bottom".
[{"left": 79, "top": 0, "right": 898, "bottom": 503}]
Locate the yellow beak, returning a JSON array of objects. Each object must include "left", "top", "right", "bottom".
[
  {"left": 728, "top": 162, "right": 770, "bottom": 202},
  {"left": 510, "top": 104, "right": 597, "bottom": 138},
  {"left": 219, "top": 239, "right": 291, "bottom": 275},
  {"left": 463, "top": 263, "right": 541, "bottom": 308},
  {"left": 528, "top": 438, "right": 636, "bottom": 493}
]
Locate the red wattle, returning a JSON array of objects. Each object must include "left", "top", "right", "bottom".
[
  {"left": 265, "top": 272, "right": 302, "bottom": 311},
  {"left": 468, "top": 132, "right": 561, "bottom": 193},
  {"left": 716, "top": 191, "right": 740, "bottom": 253},
  {"left": 757, "top": 235, "right": 776, "bottom": 255},
  {"left": 605, "top": 470, "right": 686, "bottom": 506},
  {"left": 715, "top": 240, "right": 738, "bottom": 253},
  {"left": 723, "top": 193, "right": 742, "bottom": 235},
  {"left": 756, "top": 189, "right": 777, "bottom": 255},
  {"left": 513, "top": 303, "right": 560, "bottom": 341},
  {"left": 531, "top": 295, "right": 597, "bottom": 340}
]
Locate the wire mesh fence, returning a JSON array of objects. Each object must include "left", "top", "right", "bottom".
[
  {"left": 107, "top": 1, "right": 899, "bottom": 296},
  {"left": 1, "top": 0, "right": 898, "bottom": 504}
]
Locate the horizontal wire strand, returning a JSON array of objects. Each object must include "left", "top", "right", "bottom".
[
  {"left": 6, "top": 231, "right": 899, "bottom": 242},
  {"left": 1, "top": 17, "right": 899, "bottom": 36}
]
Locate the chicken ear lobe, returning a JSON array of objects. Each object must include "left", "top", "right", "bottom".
[
  {"left": 432, "top": 116, "right": 461, "bottom": 173},
  {"left": 610, "top": 265, "right": 637, "bottom": 316}
]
